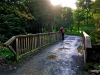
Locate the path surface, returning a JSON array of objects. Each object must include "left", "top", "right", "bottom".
[{"left": 0, "top": 35, "right": 91, "bottom": 75}]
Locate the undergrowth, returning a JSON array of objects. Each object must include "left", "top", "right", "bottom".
[{"left": 0, "top": 46, "right": 15, "bottom": 63}]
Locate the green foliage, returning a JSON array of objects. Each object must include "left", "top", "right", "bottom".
[
  {"left": 0, "top": 0, "right": 99, "bottom": 45},
  {"left": 0, "top": 14, "right": 26, "bottom": 41},
  {"left": 90, "top": 35, "right": 97, "bottom": 44},
  {"left": 90, "top": 29, "right": 100, "bottom": 44},
  {"left": 0, "top": 46, "right": 15, "bottom": 63},
  {"left": 61, "top": 7, "right": 74, "bottom": 30},
  {"left": 93, "top": 63, "right": 100, "bottom": 69},
  {"left": 0, "top": 35, "right": 7, "bottom": 42},
  {"left": 66, "top": 29, "right": 82, "bottom": 36},
  {"left": 0, "top": 0, "right": 75, "bottom": 42},
  {"left": 0, "top": 46, "right": 11, "bottom": 56},
  {"left": 53, "top": 29, "right": 57, "bottom": 32},
  {"left": 0, "top": 0, "right": 35, "bottom": 42}
]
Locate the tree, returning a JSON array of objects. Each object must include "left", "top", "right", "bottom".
[
  {"left": 61, "top": 7, "right": 74, "bottom": 32},
  {"left": 73, "top": 0, "right": 95, "bottom": 33},
  {"left": 0, "top": 0, "right": 34, "bottom": 41},
  {"left": 73, "top": 8, "right": 85, "bottom": 32},
  {"left": 27, "top": 0, "right": 53, "bottom": 32}
]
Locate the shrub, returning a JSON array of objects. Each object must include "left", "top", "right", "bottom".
[{"left": 0, "top": 46, "right": 15, "bottom": 63}]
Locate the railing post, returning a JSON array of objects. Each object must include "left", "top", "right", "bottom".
[
  {"left": 16, "top": 38, "right": 19, "bottom": 61},
  {"left": 82, "top": 31, "right": 92, "bottom": 70},
  {"left": 39, "top": 33, "right": 41, "bottom": 47},
  {"left": 49, "top": 33, "right": 51, "bottom": 43}
]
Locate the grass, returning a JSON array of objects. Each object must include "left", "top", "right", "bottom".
[
  {"left": 0, "top": 46, "right": 15, "bottom": 63},
  {"left": 0, "top": 46, "right": 12, "bottom": 56},
  {"left": 66, "top": 31, "right": 82, "bottom": 36}
]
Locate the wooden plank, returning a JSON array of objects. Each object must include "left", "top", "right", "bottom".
[{"left": 4, "top": 36, "right": 16, "bottom": 46}]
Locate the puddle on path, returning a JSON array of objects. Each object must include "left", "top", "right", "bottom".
[
  {"left": 65, "top": 40, "right": 73, "bottom": 42},
  {"left": 65, "top": 42, "right": 70, "bottom": 45},
  {"left": 58, "top": 46, "right": 70, "bottom": 51},
  {"left": 47, "top": 55, "right": 58, "bottom": 60},
  {"left": 67, "top": 37, "right": 76, "bottom": 40}
]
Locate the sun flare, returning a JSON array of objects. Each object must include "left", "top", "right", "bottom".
[
  {"left": 50, "top": 0, "right": 62, "bottom": 5},
  {"left": 50, "top": 0, "right": 77, "bottom": 9}
]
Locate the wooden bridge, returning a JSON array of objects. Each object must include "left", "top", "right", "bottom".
[
  {"left": 4, "top": 31, "right": 92, "bottom": 70},
  {"left": 1, "top": 31, "right": 94, "bottom": 75}
]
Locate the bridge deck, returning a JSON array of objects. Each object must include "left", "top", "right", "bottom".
[{"left": 0, "top": 35, "right": 90, "bottom": 75}]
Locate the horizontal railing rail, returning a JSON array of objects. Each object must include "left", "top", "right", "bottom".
[
  {"left": 82, "top": 31, "right": 92, "bottom": 50},
  {"left": 4, "top": 32, "right": 61, "bottom": 61}
]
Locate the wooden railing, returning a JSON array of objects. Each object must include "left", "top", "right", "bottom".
[
  {"left": 82, "top": 31, "right": 92, "bottom": 69},
  {"left": 82, "top": 31, "right": 92, "bottom": 50},
  {"left": 4, "top": 32, "right": 61, "bottom": 61}
]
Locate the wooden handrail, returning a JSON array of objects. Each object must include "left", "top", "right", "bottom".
[
  {"left": 82, "top": 31, "right": 92, "bottom": 50},
  {"left": 4, "top": 32, "right": 61, "bottom": 61},
  {"left": 82, "top": 31, "right": 92, "bottom": 70},
  {"left": 4, "top": 36, "right": 16, "bottom": 46}
]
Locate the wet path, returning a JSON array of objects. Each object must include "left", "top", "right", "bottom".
[{"left": 2, "top": 35, "right": 91, "bottom": 75}]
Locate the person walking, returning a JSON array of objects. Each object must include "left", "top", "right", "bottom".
[{"left": 60, "top": 27, "right": 65, "bottom": 40}]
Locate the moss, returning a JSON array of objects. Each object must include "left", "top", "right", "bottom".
[{"left": 77, "top": 46, "right": 83, "bottom": 54}]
